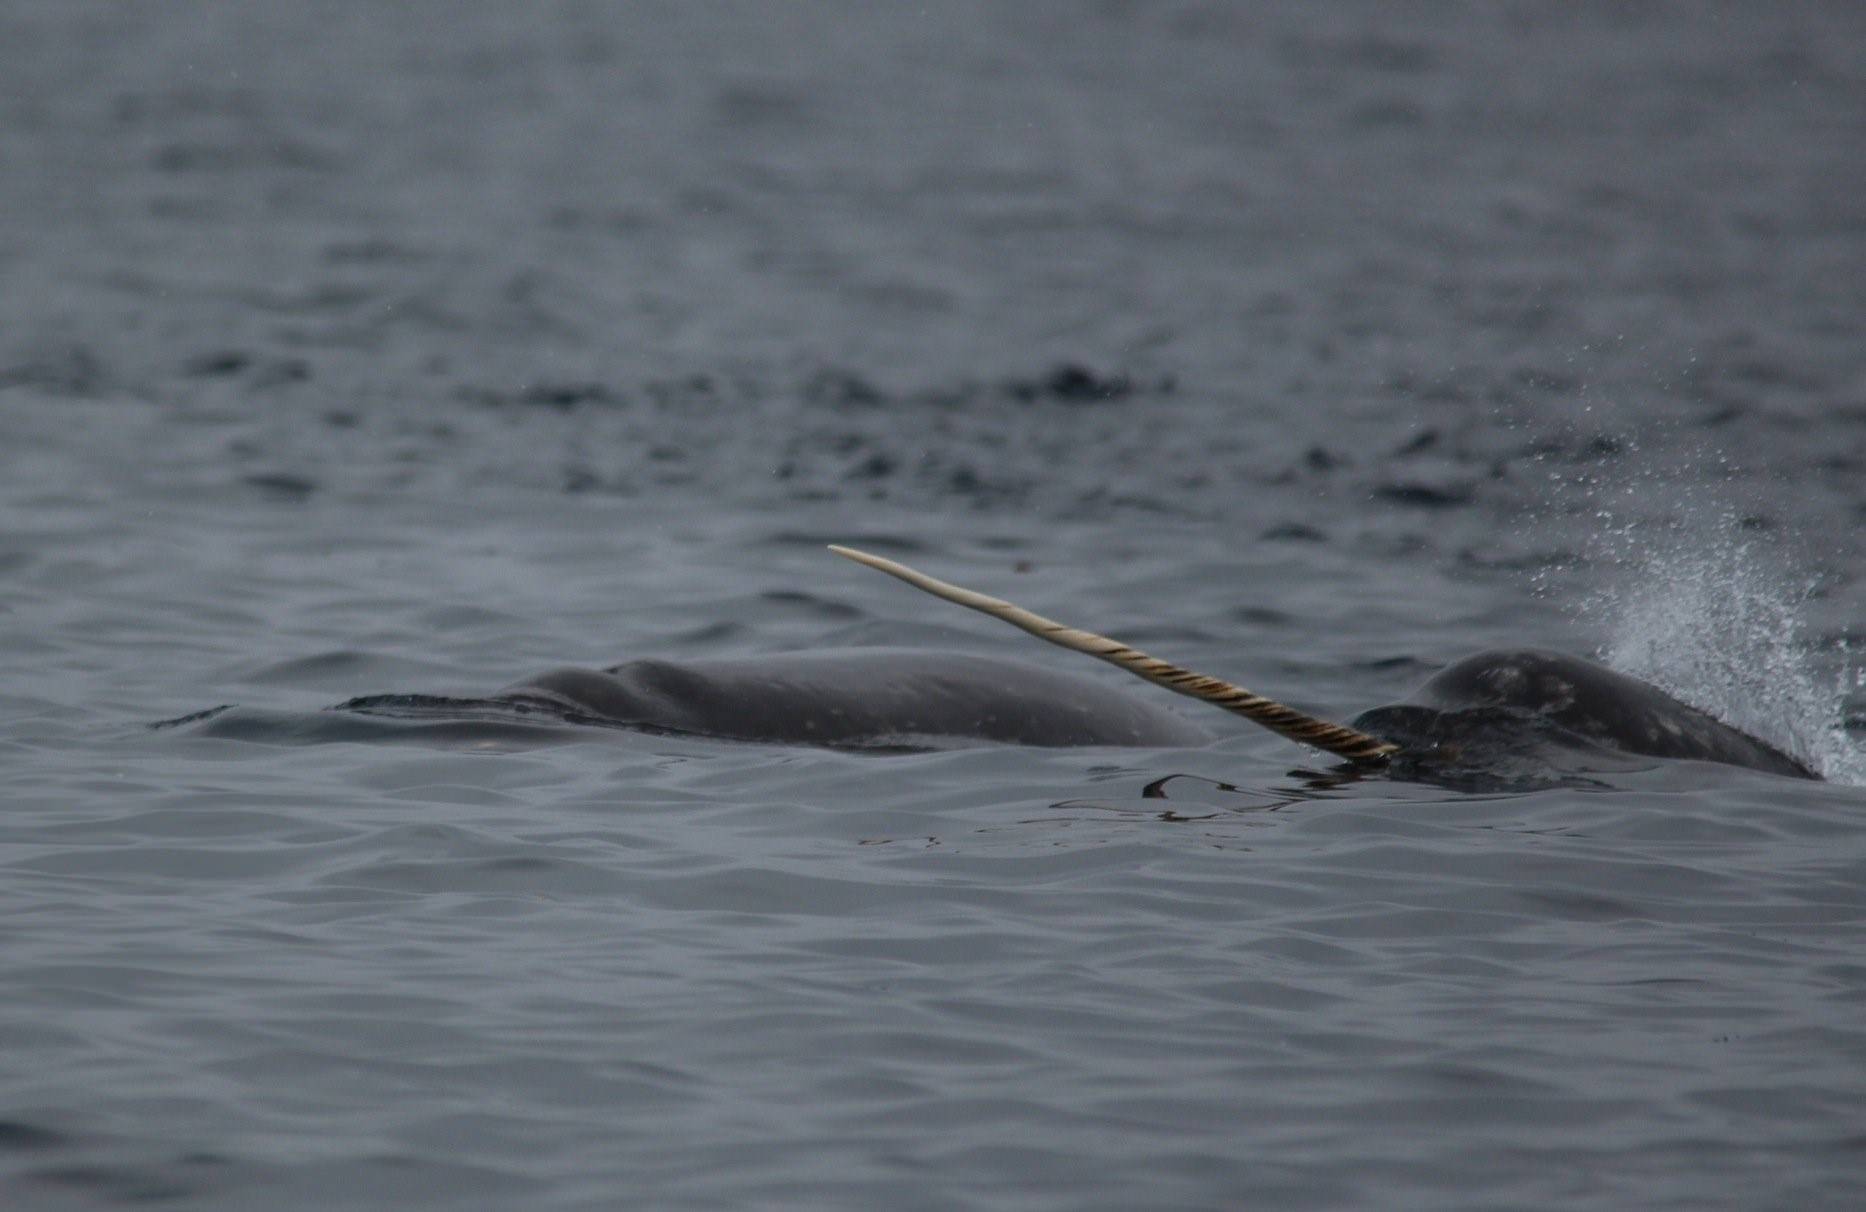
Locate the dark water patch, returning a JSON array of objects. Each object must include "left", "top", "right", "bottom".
[
  {"left": 0, "top": 345, "right": 109, "bottom": 397},
  {"left": 16, "top": 1161, "right": 202, "bottom": 1204},
  {"left": 1259, "top": 522, "right": 1328, "bottom": 542},
  {"left": 1001, "top": 363, "right": 1165, "bottom": 404},
  {"left": 240, "top": 471, "right": 318, "bottom": 500},
  {"left": 0, "top": 1121, "right": 68, "bottom": 1151},
  {"left": 1304, "top": 445, "right": 1347, "bottom": 472},
  {"left": 758, "top": 530, "right": 933, "bottom": 556},
  {"left": 182, "top": 350, "right": 253, "bottom": 377},
  {"left": 176, "top": 350, "right": 312, "bottom": 391},
  {"left": 482, "top": 381, "right": 628, "bottom": 411},
  {"left": 1515, "top": 433, "right": 1627, "bottom": 465},
  {"left": 1456, "top": 545, "right": 1585, "bottom": 573},
  {"left": 1071, "top": 487, "right": 1202, "bottom": 517},
  {"left": 1229, "top": 604, "right": 1293, "bottom": 627},
  {"left": 1373, "top": 479, "right": 1477, "bottom": 508}
]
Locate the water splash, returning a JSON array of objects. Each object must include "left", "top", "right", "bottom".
[{"left": 1584, "top": 513, "right": 1864, "bottom": 784}]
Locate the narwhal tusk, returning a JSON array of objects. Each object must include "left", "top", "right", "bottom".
[{"left": 827, "top": 545, "right": 1398, "bottom": 764}]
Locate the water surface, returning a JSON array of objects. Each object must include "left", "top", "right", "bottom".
[{"left": 3, "top": 4, "right": 1865, "bottom": 1209}]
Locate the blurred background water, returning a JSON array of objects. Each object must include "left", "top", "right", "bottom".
[{"left": 2, "top": 3, "right": 1864, "bottom": 1208}]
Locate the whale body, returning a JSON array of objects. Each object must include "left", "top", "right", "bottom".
[
  {"left": 337, "top": 647, "right": 1213, "bottom": 749},
  {"left": 329, "top": 644, "right": 1819, "bottom": 779}
]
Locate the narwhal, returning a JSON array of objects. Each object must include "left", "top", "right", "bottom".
[{"left": 323, "top": 546, "right": 1819, "bottom": 781}]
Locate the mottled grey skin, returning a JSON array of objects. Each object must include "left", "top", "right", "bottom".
[
  {"left": 494, "top": 648, "right": 1212, "bottom": 748},
  {"left": 1351, "top": 649, "right": 1819, "bottom": 780}
]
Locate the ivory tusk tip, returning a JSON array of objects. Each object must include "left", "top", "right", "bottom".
[{"left": 828, "top": 544, "right": 898, "bottom": 574}]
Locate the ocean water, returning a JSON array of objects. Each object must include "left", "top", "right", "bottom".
[{"left": 3, "top": 3, "right": 1865, "bottom": 1208}]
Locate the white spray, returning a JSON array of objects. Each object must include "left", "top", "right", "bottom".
[{"left": 1583, "top": 510, "right": 1863, "bottom": 783}]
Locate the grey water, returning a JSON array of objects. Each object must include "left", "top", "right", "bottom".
[{"left": 4, "top": 3, "right": 1866, "bottom": 1208}]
